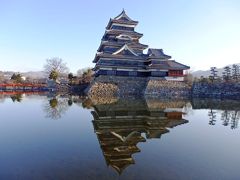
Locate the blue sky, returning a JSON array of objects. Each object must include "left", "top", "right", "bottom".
[{"left": 0, "top": 0, "right": 239, "bottom": 73}]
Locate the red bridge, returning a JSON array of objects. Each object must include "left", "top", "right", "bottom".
[
  {"left": 0, "top": 83, "right": 46, "bottom": 87},
  {"left": 0, "top": 83, "right": 48, "bottom": 91},
  {"left": 0, "top": 91, "right": 47, "bottom": 95}
]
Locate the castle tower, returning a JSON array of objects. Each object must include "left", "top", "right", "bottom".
[{"left": 93, "top": 10, "right": 190, "bottom": 80}]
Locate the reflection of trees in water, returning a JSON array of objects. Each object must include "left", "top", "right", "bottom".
[
  {"left": 43, "top": 97, "right": 69, "bottom": 120},
  {"left": 10, "top": 94, "right": 23, "bottom": 102},
  {"left": 208, "top": 109, "right": 217, "bottom": 125},
  {"left": 221, "top": 110, "right": 240, "bottom": 129},
  {"left": 68, "top": 95, "right": 90, "bottom": 109},
  {"left": 221, "top": 110, "right": 231, "bottom": 126},
  {"left": 182, "top": 102, "right": 193, "bottom": 115},
  {"left": 42, "top": 95, "right": 90, "bottom": 120},
  {"left": 192, "top": 99, "right": 240, "bottom": 129},
  {"left": 68, "top": 99, "right": 73, "bottom": 106},
  {"left": 0, "top": 95, "right": 5, "bottom": 103},
  {"left": 208, "top": 109, "right": 240, "bottom": 129},
  {"left": 81, "top": 98, "right": 93, "bottom": 109}
]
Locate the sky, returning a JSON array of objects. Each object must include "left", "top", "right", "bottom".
[{"left": 0, "top": 0, "right": 240, "bottom": 73}]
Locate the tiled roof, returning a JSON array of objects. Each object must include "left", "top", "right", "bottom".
[
  {"left": 147, "top": 60, "right": 190, "bottom": 70},
  {"left": 148, "top": 49, "right": 171, "bottom": 59},
  {"left": 113, "top": 9, "right": 138, "bottom": 23},
  {"left": 97, "top": 41, "right": 148, "bottom": 51},
  {"left": 105, "top": 10, "right": 139, "bottom": 30},
  {"left": 104, "top": 30, "right": 143, "bottom": 38},
  {"left": 106, "top": 19, "right": 138, "bottom": 30},
  {"left": 93, "top": 52, "right": 146, "bottom": 63}
]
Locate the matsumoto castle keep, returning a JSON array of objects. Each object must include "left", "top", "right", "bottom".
[{"left": 93, "top": 10, "right": 190, "bottom": 81}]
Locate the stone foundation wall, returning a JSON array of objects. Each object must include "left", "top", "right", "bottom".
[
  {"left": 145, "top": 78, "right": 191, "bottom": 98},
  {"left": 192, "top": 82, "right": 240, "bottom": 99},
  {"left": 88, "top": 76, "right": 191, "bottom": 98},
  {"left": 88, "top": 82, "right": 119, "bottom": 99},
  {"left": 88, "top": 75, "right": 148, "bottom": 97},
  {"left": 87, "top": 76, "right": 240, "bottom": 99}
]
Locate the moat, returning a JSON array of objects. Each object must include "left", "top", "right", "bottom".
[{"left": 1, "top": 93, "right": 240, "bottom": 179}]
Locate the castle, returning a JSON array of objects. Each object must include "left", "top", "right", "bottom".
[{"left": 93, "top": 10, "right": 189, "bottom": 81}]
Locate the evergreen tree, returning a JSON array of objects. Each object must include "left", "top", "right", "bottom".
[
  {"left": 11, "top": 73, "right": 22, "bottom": 83},
  {"left": 49, "top": 70, "right": 58, "bottom": 81},
  {"left": 222, "top": 66, "right": 231, "bottom": 82},
  {"left": 232, "top": 64, "right": 240, "bottom": 82},
  {"left": 209, "top": 67, "right": 218, "bottom": 82}
]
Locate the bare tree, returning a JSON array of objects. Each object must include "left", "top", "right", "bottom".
[{"left": 44, "top": 57, "right": 69, "bottom": 80}]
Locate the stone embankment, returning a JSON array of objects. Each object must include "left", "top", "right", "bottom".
[
  {"left": 88, "top": 82, "right": 119, "bottom": 104},
  {"left": 88, "top": 75, "right": 147, "bottom": 97},
  {"left": 192, "top": 82, "right": 240, "bottom": 99},
  {"left": 87, "top": 76, "right": 240, "bottom": 99},
  {"left": 191, "top": 98, "right": 240, "bottom": 110},
  {"left": 88, "top": 76, "right": 191, "bottom": 98},
  {"left": 145, "top": 79, "right": 191, "bottom": 98}
]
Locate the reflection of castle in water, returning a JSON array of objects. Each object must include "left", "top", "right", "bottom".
[{"left": 91, "top": 98, "right": 189, "bottom": 174}]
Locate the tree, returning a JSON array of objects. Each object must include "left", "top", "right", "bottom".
[
  {"left": 77, "top": 68, "right": 85, "bottom": 77},
  {"left": 232, "top": 64, "right": 240, "bottom": 82},
  {"left": 44, "top": 57, "right": 69, "bottom": 80},
  {"left": 200, "top": 76, "right": 211, "bottom": 83},
  {"left": 11, "top": 73, "right": 22, "bottom": 83},
  {"left": 222, "top": 66, "right": 231, "bottom": 82},
  {"left": 68, "top": 73, "right": 74, "bottom": 84},
  {"left": 209, "top": 67, "right": 218, "bottom": 83},
  {"left": 77, "top": 68, "right": 93, "bottom": 84},
  {"left": 184, "top": 72, "right": 194, "bottom": 85},
  {"left": 0, "top": 71, "right": 4, "bottom": 82},
  {"left": 82, "top": 68, "right": 93, "bottom": 82},
  {"left": 49, "top": 70, "right": 58, "bottom": 81},
  {"left": 83, "top": 68, "right": 92, "bottom": 77}
]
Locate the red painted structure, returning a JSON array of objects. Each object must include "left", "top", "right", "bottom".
[
  {"left": 0, "top": 91, "right": 47, "bottom": 95},
  {"left": 0, "top": 83, "right": 48, "bottom": 92},
  {"left": 0, "top": 83, "right": 46, "bottom": 88},
  {"left": 168, "top": 70, "right": 184, "bottom": 77}
]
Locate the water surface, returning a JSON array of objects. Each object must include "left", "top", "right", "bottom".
[{"left": 0, "top": 93, "right": 240, "bottom": 180}]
